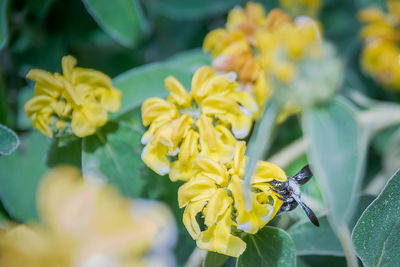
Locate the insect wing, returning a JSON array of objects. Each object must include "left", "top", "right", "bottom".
[
  {"left": 292, "top": 194, "right": 320, "bottom": 227},
  {"left": 292, "top": 165, "right": 313, "bottom": 185}
]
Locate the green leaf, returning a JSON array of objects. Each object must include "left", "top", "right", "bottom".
[
  {"left": 82, "top": 121, "right": 161, "bottom": 198},
  {"left": 0, "top": 131, "right": 49, "bottom": 221},
  {"left": 0, "top": 124, "right": 20, "bottom": 156},
  {"left": 146, "top": 0, "right": 237, "bottom": 20},
  {"left": 302, "top": 98, "right": 367, "bottom": 227},
  {"left": 243, "top": 100, "right": 278, "bottom": 206},
  {"left": 299, "top": 255, "right": 347, "bottom": 267},
  {"left": 112, "top": 50, "right": 209, "bottom": 117},
  {"left": 352, "top": 168, "right": 400, "bottom": 267},
  {"left": 288, "top": 216, "right": 344, "bottom": 256},
  {"left": 203, "top": 251, "right": 229, "bottom": 267},
  {"left": 237, "top": 227, "right": 296, "bottom": 267},
  {"left": 45, "top": 139, "right": 82, "bottom": 168},
  {"left": 349, "top": 194, "right": 375, "bottom": 230},
  {"left": 0, "top": 0, "right": 8, "bottom": 50},
  {"left": 16, "top": 87, "right": 34, "bottom": 130},
  {"left": 113, "top": 63, "right": 190, "bottom": 116},
  {"left": 82, "top": 0, "right": 148, "bottom": 47},
  {"left": 167, "top": 49, "right": 211, "bottom": 68}
]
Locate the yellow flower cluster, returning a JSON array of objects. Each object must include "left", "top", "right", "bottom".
[
  {"left": 178, "top": 142, "right": 286, "bottom": 257},
  {"left": 140, "top": 66, "right": 289, "bottom": 257},
  {"left": 25, "top": 56, "right": 121, "bottom": 138},
  {"left": 358, "top": 0, "right": 400, "bottom": 91},
  {"left": 141, "top": 66, "right": 258, "bottom": 181},
  {"left": 0, "top": 167, "right": 176, "bottom": 267},
  {"left": 203, "top": 2, "right": 322, "bottom": 117},
  {"left": 140, "top": 2, "right": 317, "bottom": 257}
]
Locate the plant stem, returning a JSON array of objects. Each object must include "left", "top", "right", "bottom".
[
  {"left": 357, "top": 103, "right": 400, "bottom": 138},
  {"left": 337, "top": 226, "right": 359, "bottom": 267},
  {"left": 268, "top": 137, "right": 308, "bottom": 168},
  {"left": 184, "top": 248, "right": 206, "bottom": 267}
]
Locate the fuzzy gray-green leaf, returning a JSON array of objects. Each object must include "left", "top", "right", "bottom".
[
  {"left": 288, "top": 216, "right": 344, "bottom": 256},
  {"left": 0, "top": 124, "right": 20, "bottom": 156},
  {"left": 237, "top": 226, "right": 296, "bottom": 267},
  {"left": 82, "top": 0, "right": 148, "bottom": 47},
  {"left": 302, "top": 98, "right": 367, "bottom": 227},
  {"left": 352, "top": 168, "right": 400, "bottom": 267}
]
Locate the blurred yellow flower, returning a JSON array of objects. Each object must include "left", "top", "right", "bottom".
[
  {"left": 0, "top": 166, "right": 176, "bottom": 267},
  {"left": 203, "top": 2, "right": 324, "bottom": 119},
  {"left": 358, "top": 0, "right": 400, "bottom": 90},
  {"left": 25, "top": 55, "right": 121, "bottom": 138},
  {"left": 178, "top": 142, "right": 286, "bottom": 257},
  {"left": 280, "top": 0, "right": 322, "bottom": 18},
  {"left": 141, "top": 66, "right": 258, "bottom": 181}
]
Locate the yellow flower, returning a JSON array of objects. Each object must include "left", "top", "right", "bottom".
[
  {"left": 25, "top": 55, "right": 121, "bottom": 138},
  {"left": 141, "top": 66, "right": 258, "bottom": 181},
  {"left": 280, "top": 0, "right": 322, "bottom": 18},
  {"left": 203, "top": 3, "right": 291, "bottom": 84},
  {"left": 177, "top": 141, "right": 287, "bottom": 257},
  {"left": 358, "top": 0, "right": 400, "bottom": 90},
  {"left": 0, "top": 166, "right": 176, "bottom": 267},
  {"left": 204, "top": 3, "right": 324, "bottom": 119}
]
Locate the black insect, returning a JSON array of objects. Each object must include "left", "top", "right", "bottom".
[{"left": 270, "top": 165, "right": 320, "bottom": 227}]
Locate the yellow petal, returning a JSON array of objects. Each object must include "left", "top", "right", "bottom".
[
  {"left": 170, "top": 114, "right": 194, "bottom": 148},
  {"left": 193, "top": 74, "right": 237, "bottom": 102},
  {"left": 141, "top": 98, "right": 178, "bottom": 126},
  {"left": 203, "top": 188, "right": 232, "bottom": 226},
  {"left": 73, "top": 68, "right": 112, "bottom": 87},
  {"left": 178, "top": 129, "right": 199, "bottom": 163},
  {"left": 199, "top": 124, "right": 236, "bottom": 164},
  {"left": 71, "top": 102, "right": 108, "bottom": 137},
  {"left": 232, "top": 141, "right": 246, "bottom": 176},
  {"left": 169, "top": 158, "right": 197, "bottom": 182},
  {"left": 191, "top": 66, "right": 216, "bottom": 96},
  {"left": 141, "top": 138, "right": 170, "bottom": 176},
  {"left": 229, "top": 176, "right": 277, "bottom": 234},
  {"left": 165, "top": 76, "right": 191, "bottom": 107},
  {"left": 252, "top": 161, "right": 287, "bottom": 184},
  {"left": 54, "top": 100, "right": 72, "bottom": 117},
  {"left": 203, "top": 30, "right": 228, "bottom": 55},
  {"left": 225, "top": 113, "right": 252, "bottom": 139},
  {"left": 192, "top": 156, "right": 228, "bottom": 186},
  {"left": 357, "top": 7, "right": 385, "bottom": 23},
  {"left": 201, "top": 95, "right": 242, "bottom": 116},
  {"left": 61, "top": 55, "right": 77, "bottom": 81},
  {"left": 197, "top": 206, "right": 246, "bottom": 257},
  {"left": 245, "top": 2, "right": 266, "bottom": 26},
  {"left": 228, "top": 91, "right": 258, "bottom": 115},
  {"left": 178, "top": 176, "right": 217, "bottom": 208},
  {"left": 26, "top": 69, "right": 63, "bottom": 94},
  {"left": 182, "top": 200, "right": 207, "bottom": 240},
  {"left": 197, "top": 115, "right": 217, "bottom": 149},
  {"left": 24, "top": 95, "right": 54, "bottom": 116},
  {"left": 226, "top": 7, "right": 246, "bottom": 30},
  {"left": 99, "top": 88, "right": 122, "bottom": 113},
  {"left": 62, "top": 79, "right": 82, "bottom": 106},
  {"left": 33, "top": 112, "right": 53, "bottom": 138}
]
